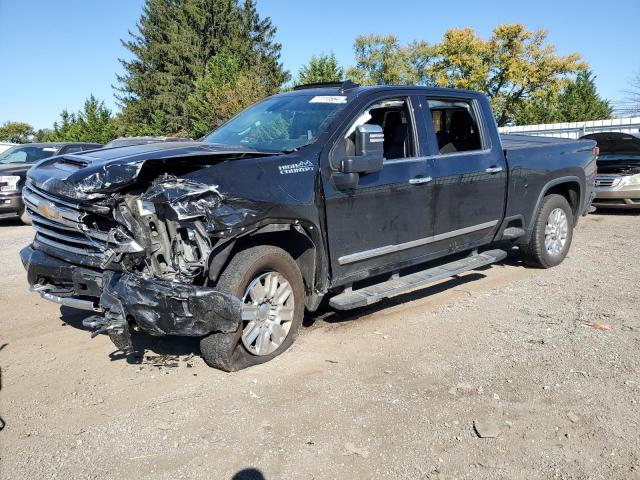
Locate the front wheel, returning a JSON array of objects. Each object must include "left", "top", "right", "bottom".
[
  {"left": 200, "top": 245, "right": 304, "bottom": 371},
  {"left": 520, "top": 194, "right": 574, "bottom": 268}
]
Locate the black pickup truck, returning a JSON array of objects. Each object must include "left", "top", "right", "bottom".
[{"left": 20, "top": 82, "right": 597, "bottom": 371}]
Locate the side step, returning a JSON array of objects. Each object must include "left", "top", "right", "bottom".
[{"left": 329, "top": 249, "right": 507, "bottom": 310}]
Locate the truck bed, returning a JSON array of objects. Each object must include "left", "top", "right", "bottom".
[{"left": 500, "top": 133, "right": 584, "bottom": 150}]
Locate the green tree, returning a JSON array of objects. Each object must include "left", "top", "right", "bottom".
[
  {"left": 558, "top": 71, "right": 612, "bottom": 121},
  {"left": 187, "top": 53, "right": 273, "bottom": 138},
  {"left": 347, "top": 24, "right": 586, "bottom": 125},
  {"left": 0, "top": 122, "right": 34, "bottom": 143},
  {"left": 347, "top": 35, "right": 414, "bottom": 86},
  {"left": 49, "top": 95, "right": 117, "bottom": 144},
  {"left": 295, "top": 53, "right": 344, "bottom": 86},
  {"left": 34, "top": 128, "right": 56, "bottom": 142},
  {"left": 115, "top": 0, "right": 288, "bottom": 135},
  {"left": 515, "top": 71, "right": 613, "bottom": 125}
]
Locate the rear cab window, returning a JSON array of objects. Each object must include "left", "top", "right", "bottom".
[{"left": 426, "top": 98, "right": 485, "bottom": 154}]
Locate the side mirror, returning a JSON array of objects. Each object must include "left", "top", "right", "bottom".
[{"left": 341, "top": 124, "right": 384, "bottom": 174}]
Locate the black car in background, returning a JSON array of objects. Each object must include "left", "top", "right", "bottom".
[
  {"left": 581, "top": 132, "right": 640, "bottom": 209},
  {"left": 0, "top": 142, "right": 102, "bottom": 223}
]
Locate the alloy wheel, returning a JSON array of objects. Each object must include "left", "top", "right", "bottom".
[{"left": 240, "top": 271, "right": 295, "bottom": 356}]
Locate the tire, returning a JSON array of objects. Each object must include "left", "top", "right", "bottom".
[
  {"left": 20, "top": 208, "right": 32, "bottom": 225},
  {"left": 200, "top": 245, "right": 304, "bottom": 371},
  {"left": 520, "top": 194, "right": 574, "bottom": 268}
]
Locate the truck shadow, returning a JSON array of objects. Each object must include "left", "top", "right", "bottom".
[
  {"left": 58, "top": 249, "right": 524, "bottom": 363},
  {"left": 0, "top": 219, "right": 23, "bottom": 227},
  {"left": 59, "top": 306, "right": 200, "bottom": 364},
  {"left": 590, "top": 208, "right": 640, "bottom": 217}
]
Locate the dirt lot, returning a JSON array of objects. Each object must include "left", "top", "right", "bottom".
[{"left": 1, "top": 211, "right": 639, "bottom": 480}]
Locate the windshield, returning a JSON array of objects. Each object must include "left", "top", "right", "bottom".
[
  {"left": 0, "top": 145, "right": 60, "bottom": 164},
  {"left": 203, "top": 93, "right": 348, "bottom": 152}
]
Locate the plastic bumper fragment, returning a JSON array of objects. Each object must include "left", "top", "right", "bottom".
[{"left": 21, "top": 245, "right": 244, "bottom": 338}]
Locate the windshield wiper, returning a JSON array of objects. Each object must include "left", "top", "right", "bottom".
[{"left": 204, "top": 143, "right": 282, "bottom": 155}]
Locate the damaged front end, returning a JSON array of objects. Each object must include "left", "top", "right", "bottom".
[{"left": 21, "top": 164, "right": 261, "bottom": 353}]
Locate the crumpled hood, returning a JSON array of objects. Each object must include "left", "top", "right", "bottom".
[{"left": 27, "top": 141, "right": 275, "bottom": 200}]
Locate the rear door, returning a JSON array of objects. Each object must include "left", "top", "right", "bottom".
[
  {"left": 321, "top": 92, "right": 437, "bottom": 284},
  {"left": 420, "top": 94, "right": 507, "bottom": 253}
]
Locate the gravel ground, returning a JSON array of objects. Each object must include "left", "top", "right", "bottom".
[{"left": 0, "top": 211, "right": 639, "bottom": 480}]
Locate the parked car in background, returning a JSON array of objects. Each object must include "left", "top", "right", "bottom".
[
  {"left": 20, "top": 82, "right": 597, "bottom": 371},
  {"left": 102, "top": 136, "right": 193, "bottom": 148},
  {"left": 582, "top": 132, "right": 640, "bottom": 209},
  {"left": 0, "top": 142, "right": 18, "bottom": 154},
  {"left": 0, "top": 142, "right": 102, "bottom": 223}
]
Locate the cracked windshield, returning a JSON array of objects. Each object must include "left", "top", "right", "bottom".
[{"left": 203, "top": 94, "right": 348, "bottom": 153}]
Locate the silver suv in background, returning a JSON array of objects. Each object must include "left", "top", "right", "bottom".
[{"left": 582, "top": 132, "right": 640, "bottom": 210}]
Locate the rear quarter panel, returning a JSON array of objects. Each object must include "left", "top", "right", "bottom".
[{"left": 501, "top": 135, "right": 597, "bottom": 234}]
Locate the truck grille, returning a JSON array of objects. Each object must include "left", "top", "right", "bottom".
[
  {"left": 22, "top": 182, "right": 142, "bottom": 267},
  {"left": 595, "top": 176, "right": 621, "bottom": 188}
]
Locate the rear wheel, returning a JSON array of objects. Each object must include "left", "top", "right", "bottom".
[
  {"left": 520, "top": 194, "right": 574, "bottom": 268},
  {"left": 200, "top": 245, "right": 304, "bottom": 371}
]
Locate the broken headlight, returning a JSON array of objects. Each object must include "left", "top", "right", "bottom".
[{"left": 0, "top": 175, "right": 20, "bottom": 192}]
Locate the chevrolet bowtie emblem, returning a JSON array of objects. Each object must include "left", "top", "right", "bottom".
[{"left": 37, "top": 201, "right": 59, "bottom": 220}]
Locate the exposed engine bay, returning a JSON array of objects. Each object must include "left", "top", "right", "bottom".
[
  {"left": 596, "top": 163, "right": 640, "bottom": 175},
  {"left": 20, "top": 149, "right": 281, "bottom": 353}
]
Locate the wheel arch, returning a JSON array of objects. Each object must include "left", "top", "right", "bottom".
[
  {"left": 520, "top": 176, "right": 583, "bottom": 244},
  {"left": 208, "top": 222, "right": 323, "bottom": 309}
]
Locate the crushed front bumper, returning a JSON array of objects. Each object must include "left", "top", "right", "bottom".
[{"left": 20, "top": 245, "right": 243, "bottom": 350}]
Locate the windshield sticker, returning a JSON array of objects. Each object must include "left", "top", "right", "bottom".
[
  {"left": 43, "top": 148, "right": 59, "bottom": 152},
  {"left": 309, "top": 95, "right": 347, "bottom": 104},
  {"left": 278, "top": 160, "right": 314, "bottom": 175}
]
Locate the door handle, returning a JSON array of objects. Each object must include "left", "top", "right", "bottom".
[
  {"left": 409, "top": 176, "right": 432, "bottom": 185},
  {"left": 485, "top": 166, "right": 503, "bottom": 174}
]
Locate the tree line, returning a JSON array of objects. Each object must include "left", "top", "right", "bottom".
[{"left": 2, "top": 0, "right": 632, "bottom": 145}]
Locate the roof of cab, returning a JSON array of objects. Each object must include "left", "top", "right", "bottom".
[{"left": 282, "top": 82, "right": 484, "bottom": 100}]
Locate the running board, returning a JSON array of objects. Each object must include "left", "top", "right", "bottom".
[{"left": 328, "top": 249, "right": 507, "bottom": 310}]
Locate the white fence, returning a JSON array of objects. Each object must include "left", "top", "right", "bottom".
[{"left": 498, "top": 117, "right": 640, "bottom": 139}]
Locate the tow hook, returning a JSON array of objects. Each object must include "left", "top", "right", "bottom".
[{"left": 82, "top": 312, "right": 134, "bottom": 353}]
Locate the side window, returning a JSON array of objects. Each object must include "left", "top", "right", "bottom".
[
  {"left": 427, "top": 98, "right": 483, "bottom": 154},
  {"left": 344, "top": 98, "right": 415, "bottom": 160}
]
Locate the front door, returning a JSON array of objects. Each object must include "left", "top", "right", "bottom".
[
  {"left": 321, "top": 94, "right": 436, "bottom": 285},
  {"left": 422, "top": 95, "right": 507, "bottom": 254}
]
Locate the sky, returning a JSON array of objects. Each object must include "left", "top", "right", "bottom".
[{"left": 1, "top": 0, "right": 639, "bottom": 129}]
